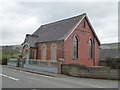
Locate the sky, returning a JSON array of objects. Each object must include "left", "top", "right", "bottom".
[{"left": 0, "top": 2, "right": 118, "bottom": 45}]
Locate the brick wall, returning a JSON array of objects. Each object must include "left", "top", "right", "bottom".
[
  {"left": 61, "top": 64, "right": 120, "bottom": 80},
  {"left": 37, "top": 41, "right": 64, "bottom": 60}
]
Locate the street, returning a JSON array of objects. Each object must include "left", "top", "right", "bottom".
[{"left": 2, "top": 67, "right": 119, "bottom": 88}]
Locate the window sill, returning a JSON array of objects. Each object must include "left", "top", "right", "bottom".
[
  {"left": 88, "top": 58, "right": 93, "bottom": 60},
  {"left": 73, "top": 58, "right": 79, "bottom": 60}
]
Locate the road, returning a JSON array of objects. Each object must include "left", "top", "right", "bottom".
[{"left": 2, "top": 67, "right": 119, "bottom": 88}]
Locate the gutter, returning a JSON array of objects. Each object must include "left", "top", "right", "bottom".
[{"left": 35, "top": 39, "right": 64, "bottom": 44}]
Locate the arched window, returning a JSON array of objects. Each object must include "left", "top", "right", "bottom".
[
  {"left": 42, "top": 46, "right": 46, "bottom": 60},
  {"left": 73, "top": 35, "right": 79, "bottom": 59},
  {"left": 31, "top": 51, "right": 35, "bottom": 59},
  {"left": 93, "top": 40, "right": 95, "bottom": 60},
  {"left": 33, "top": 51, "right": 36, "bottom": 59},
  {"left": 88, "top": 39, "right": 92, "bottom": 59},
  {"left": 51, "top": 45, "right": 57, "bottom": 60}
]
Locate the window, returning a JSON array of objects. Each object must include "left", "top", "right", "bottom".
[
  {"left": 42, "top": 46, "right": 46, "bottom": 60},
  {"left": 33, "top": 51, "right": 36, "bottom": 59},
  {"left": 73, "top": 35, "right": 79, "bottom": 59},
  {"left": 83, "top": 21, "right": 86, "bottom": 28},
  {"left": 31, "top": 51, "right": 35, "bottom": 59},
  {"left": 88, "top": 39, "right": 92, "bottom": 59},
  {"left": 51, "top": 45, "right": 57, "bottom": 60},
  {"left": 93, "top": 40, "right": 95, "bottom": 60}
]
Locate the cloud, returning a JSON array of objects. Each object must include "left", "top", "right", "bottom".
[
  {"left": 1, "top": 16, "right": 40, "bottom": 45},
  {"left": 0, "top": 2, "right": 118, "bottom": 45}
]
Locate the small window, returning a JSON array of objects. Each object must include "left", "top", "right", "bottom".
[
  {"left": 33, "top": 51, "right": 36, "bottom": 59},
  {"left": 32, "top": 51, "right": 35, "bottom": 59},
  {"left": 42, "top": 46, "right": 46, "bottom": 60},
  {"left": 51, "top": 45, "right": 57, "bottom": 60},
  {"left": 83, "top": 21, "right": 86, "bottom": 28},
  {"left": 31, "top": 51, "right": 36, "bottom": 59}
]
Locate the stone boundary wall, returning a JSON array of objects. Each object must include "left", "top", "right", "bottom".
[{"left": 61, "top": 64, "right": 120, "bottom": 80}]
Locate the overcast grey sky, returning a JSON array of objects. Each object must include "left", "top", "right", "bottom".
[{"left": 0, "top": 2, "right": 118, "bottom": 45}]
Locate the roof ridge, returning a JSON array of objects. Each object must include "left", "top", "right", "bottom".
[{"left": 41, "top": 13, "right": 86, "bottom": 27}]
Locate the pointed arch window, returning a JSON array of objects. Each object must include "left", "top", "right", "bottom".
[
  {"left": 42, "top": 46, "right": 46, "bottom": 60},
  {"left": 88, "top": 39, "right": 92, "bottom": 59},
  {"left": 73, "top": 35, "right": 79, "bottom": 59},
  {"left": 93, "top": 40, "right": 95, "bottom": 60},
  {"left": 51, "top": 45, "right": 57, "bottom": 60}
]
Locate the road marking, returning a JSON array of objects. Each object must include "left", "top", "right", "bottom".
[
  {"left": 2, "top": 68, "right": 107, "bottom": 88},
  {"left": 0, "top": 73, "right": 19, "bottom": 81}
]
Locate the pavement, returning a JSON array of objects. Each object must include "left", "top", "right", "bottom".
[
  {"left": 7, "top": 62, "right": 58, "bottom": 73},
  {"left": 2, "top": 65, "right": 58, "bottom": 77},
  {"left": 1, "top": 65, "right": 119, "bottom": 88}
]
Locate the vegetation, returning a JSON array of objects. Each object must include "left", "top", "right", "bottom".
[
  {"left": 0, "top": 45, "right": 22, "bottom": 58},
  {"left": 106, "top": 58, "right": 120, "bottom": 69},
  {"left": 0, "top": 57, "right": 8, "bottom": 65}
]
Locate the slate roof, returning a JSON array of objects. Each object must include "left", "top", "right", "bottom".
[
  {"left": 100, "top": 42, "right": 119, "bottom": 49},
  {"left": 24, "top": 34, "right": 38, "bottom": 47},
  {"left": 33, "top": 13, "right": 85, "bottom": 43},
  {"left": 23, "top": 13, "right": 100, "bottom": 47},
  {"left": 100, "top": 45, "right": 111, "bottom": 49},
  {"left": 100, "top": 49, "right": 120, "bottom": 61}
]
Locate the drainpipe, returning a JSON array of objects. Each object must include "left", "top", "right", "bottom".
[
  {"left": 93, "top": 39, "right": 95, "bottom": 66},
  {"left": 62, "top": 40, "right": 65, "bottom": 60}
]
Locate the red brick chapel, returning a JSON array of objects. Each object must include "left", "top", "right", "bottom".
[{"left": 22, "top": 13, "right": 100, "bottom": 66}]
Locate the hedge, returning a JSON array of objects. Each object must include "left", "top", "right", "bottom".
[
  {"left": 106, "top": 58, "right": 120, "bottom": 69},
  {"left": 1, "top": 57, "right": 8, "bottom": 65}
]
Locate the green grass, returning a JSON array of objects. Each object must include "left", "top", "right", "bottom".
[
  {"left": 0, "top": 54, "right": 2, "bottom": 58},
  {"left": 9, "top": 58, "right": 17, "bottom": 60},
  {"left": 0, "top": 54, "right": 19, "bottom": 59}
]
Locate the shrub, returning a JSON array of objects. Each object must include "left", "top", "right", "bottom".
[
  {"left": 106, "top": 57, "right": 120, "bottom": 69},
  {"left": 106, "top": 57, "right": 112, "bottom": 66},
  {"left": 2, "top": 57, "right": 8, "bottom": 65}
]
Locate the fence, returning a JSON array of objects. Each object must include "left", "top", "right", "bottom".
[
  {"left": 8, "top": 59, "right": 17, "bottom": 63},
  {"left": 29, "top": 59, "right": 58, "bottom": 67},
  {"left": 7, "top": 59, "right": 17, "bottom": 66},
  {"left": 8, "top": 59, "right": 57, "bottom": 66},
  {"left": 7, "top": 59, "right": 58, "bottom": 73}
]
